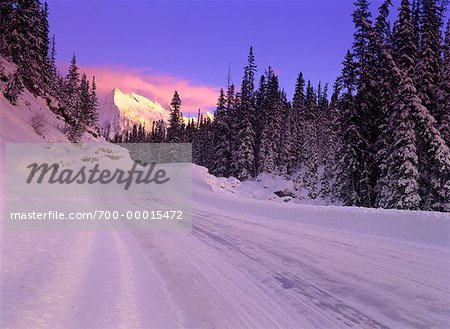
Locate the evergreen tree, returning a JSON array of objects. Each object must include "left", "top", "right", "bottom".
[
  {"left": 211, "top": 89, "right": 231, "bottom": 177},
  {"left": 87, "top": 76, "right": 99, "bottom": 128},
  {"left": 232, "top": 47, "right": 257, "bottom": 179},
  {"left": 437, "top": 20, "right": 450, "bottom": 145},
  {"left": 384, "top": 75, "right": 421, "bottom": 210},
  {"left": 393, "top": 0, "right": 418, "bottom": 78},
  {"left": 352, "top": 0, "right": 373, "bottom": 81},
  {"left": 320, "top": 81, "right": 341, "bottom": 201},
  {"left": 39, "top": 2, "right": 51, "bottom": 93},
  {"left": 258, "top": 67, "right": 281, "bottom": 175},
  {"left": 64, "top": 54, "right": 80, "bottom": 120},
  {"left": 291, "top": 71, "right": 306, "bottom": 171},
  {"left": 6, "top": 0, "right": 45, "bottom": 95},
  {"left": 334, "top": 51, "right": 363, "bottom": 206},
  {"left": 278, "top": 90, "right": 293, "bottom": 176},
  {"left": 302, "top": 81, "right": 319, "bottom": 199},
  {"left": 416, "top": 0, "right": 445, "bottom": 122},
  {"left": 0, "top": 0, "right": 15, "bottom": 54},
  {"left": 3, "top": 71, "right": 24, "bottom": 105},
  {"left": 235, "top": 117, "right": 255, "bottom": 180},
  {"left": 374, "top": 0, "right": 393, "bottom": 44},
  {"left": 167, "top": 90, "right": 183, "bottom": 142}
]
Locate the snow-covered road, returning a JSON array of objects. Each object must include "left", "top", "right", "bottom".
[
  {"left": 2, "top": 204, "right": 449, "bottom": 328},
  {"left": 1, "top": 151, "right": 449, "bottom": 329}
]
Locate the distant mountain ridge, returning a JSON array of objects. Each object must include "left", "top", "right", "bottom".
[
  {"left": 98, "top": 88, "right": 214, "bottom": 139},
  {"left": 98, "top": 88, "right": 170, "bottom": 139}
]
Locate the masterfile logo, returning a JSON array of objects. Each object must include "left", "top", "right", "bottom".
[
  {"left": 4, "top": 143, "right": 192, "bottom": 231},
  {"left": 25, "top": 161, "right": 170, "bottom": 190}
]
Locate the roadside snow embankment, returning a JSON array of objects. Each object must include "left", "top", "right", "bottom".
[{"left": 193, "top": 166, "right": 450, "bottom": 250}]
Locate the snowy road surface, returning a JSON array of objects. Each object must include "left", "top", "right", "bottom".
[
  {"left": 2, "top": 208, "right": 449, "bottom": 328},
  {"left": 2, "top": 163, "right": 450, "bottom": 329}
]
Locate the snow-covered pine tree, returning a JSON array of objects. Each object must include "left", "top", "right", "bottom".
[
  {"left": 39, "top": 2, "right": 52, "bottom": 94},
  {"left": 393, "top": 0, "right": 418, "bottom": 78},
  {"left": 258, "top": 67, "right": 281, "bottom": 175},
  {"left": 416, "top": 0, "right": 445, "bottom": 123},
  {"left": 64, "top": 54, "right": 80, "bottom": 118},
  {"left": 277, "top": 90, "right": 293, "bottom": 176},
  {"left": 167, "top": 90, "right": 183, "bottom": 143},
  {"left": 302, "top": 81, "right": 319, "bottom": 199},
  {"left": 353, "top": 1, "right": 379, "bottom": 207},
  {"left": 66, "top": 72, "right": 89, "bottom": 142},
  {"left": 384, "top": 75, "right": 421, "bottom": 210},
  {"left": 334, "top": 50, "right": 363, "bottom": 206},
  {"left": 352, "top": 0, "right": 373, "bottom": 81},
  {"left": 253, "top": 74, "right": 267, "bottom": 173},
  {"left": 374, "top": 0, "right": 393, "bottom": 45},
  {"left": 3, "top": 71, "right": 24, "bottom": 105},
  {"left": 235, "top": 117, "right": 255, "bottom": 180},
  {"left": 316, "top": 82, "right": 330, "bottom": 166},
  {"left": 211, "top": 89, "right": 231, "bottom": 177},
  {"left": 87, "top": 76, "right": 99, "bottom": 129},
  {"left": 411, "top": 0, "right": 421, "bottom": 49},
  {"left": 184, "top": 119, "right": 196, "bottom": 143},
  {"left": 5, "top": 0, "right": 45, "bottom": 95},
  {"left": 375, "top": 42, "right": 402, "bottom": 208},
  {"left": 0, "top": 0, "right": 15, "bottom": 54},
  {"left": 233, "top": 47, "right": 257, "bottom": 179},
  {"left": 291, "top": 72, "right": 306, "bottom": 173},
  {"left": 320, "top": 81, "right": 341, "bottom": 201},
  {"left": 48, "top": 34, "right": 59, "bottom": 97},
  {"left": 437, "top": 19, "right": 450, "bottom": 145}
]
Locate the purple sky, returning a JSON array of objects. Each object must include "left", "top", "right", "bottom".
[{"left": 47, "top": 0, "right": 448, "bottom": 110}]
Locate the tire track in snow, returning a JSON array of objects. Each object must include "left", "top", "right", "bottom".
[
  {"left": 1, "top": 232, "right": 96, "bottom": 329},
  {"left": 191, "top": 210, "right": 449, "bottom": 328},
  {"left": 111, "top": 231, "right": 179, "bottom": 329}
]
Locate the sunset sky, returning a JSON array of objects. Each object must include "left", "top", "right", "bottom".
[{"left": 47, "top": 0, "right": 448, "bottom": 112}]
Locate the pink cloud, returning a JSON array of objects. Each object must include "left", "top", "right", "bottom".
[{"left": 79, "top": 64, "right": 219, "bottom": 114}]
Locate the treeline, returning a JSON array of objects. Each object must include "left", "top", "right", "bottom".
[
  {"left": 0, "top": 0, "right": 99, "bottom": 142},
  {"left": 142, "top": 0, "right": 449, "bottom": 212}
]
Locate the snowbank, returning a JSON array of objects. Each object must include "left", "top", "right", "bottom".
[{"left": 192, "top": 165, "right": 450, "bottom": 250}]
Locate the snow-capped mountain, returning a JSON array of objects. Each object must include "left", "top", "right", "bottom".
[
  {"left": 99, "top": 88, "right": 214, "bottom": 139},
  {"left": 99, "top": 88, "right": 170, "bottom": 139}
]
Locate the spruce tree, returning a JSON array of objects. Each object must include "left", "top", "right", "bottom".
[
  {"left": 291, "top": 72, "right": 306, "bottom": 172},
  {"left": 384, "top": 75, "right": 421, "bottom": 210},
  {"left": 334, "top": 51, "right": 362, "bottom": 206},
  {"left": 320, "top": 81, "right": 341, "bottom": 201},
  {"left": 88, "top": 76, "right": 99, "bottom": 128},
  {"left": 258, "top": 68, "right": 281, "bottom": 175},
  {"left": 3, "top": 71, "right": 24, "bottom": 105},
  {"left": 64, "top": 54, "right": 80, "bottom": 122},
  {"left": 302, "top": 81, "right": 319, "bottom": 199},
  {"left": 393, "top": 0, "right": 418, "bottom": 78},
  {"left": 211, "top": 89, "right": 231, "bottom": 177},
  {"left": 416, "top": 0, "right": 445, "bottom": 122},
  {"left": 437, "top": 20, "right": 450, "bottom": 145},
  {"left": 167, "top": 90, "right": 183, "bottom": 143},
  {"left": 233, "top": 47, "right": 257, "bottom": 179}
]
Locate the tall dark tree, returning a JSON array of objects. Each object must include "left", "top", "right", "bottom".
[
  {"left": 416, "top": 0, "right": 445, "bottom": 122},
  {"left": 334, "top": 50, "right": 363, "bottom": 206},
  {"left": 291, "top": 71, "right": 306, "bottom": 171},
  {"left": 64, "top": 54, "right": 80, "bottom": 121},
  {"left": 232, "top": 47, "right": 257, "bottom": 179},
  {"left": 211, "top": 89, "right": 232, "bottom": 177},
  {"left": 437, "top": 19, "right": 450, "bottom": 145},
  {"left": 167, "top": 90, "right": 184, "bottom": 143}
]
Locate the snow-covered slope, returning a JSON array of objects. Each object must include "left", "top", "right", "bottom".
[
  {"left": 98, "top": 88, "right": 170, "bottom": 139},
  {"left": 0, "top": 57, "right": 102, "bottom": 144}
]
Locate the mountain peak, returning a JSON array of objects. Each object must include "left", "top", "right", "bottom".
[{"left": 99, "top": 89, "right": 170, "bottom": 139}]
